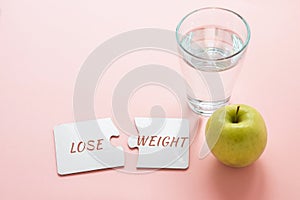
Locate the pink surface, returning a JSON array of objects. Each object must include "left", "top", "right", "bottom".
[{"left": 1, "top": 0, "right": 300, "bottom": 199}]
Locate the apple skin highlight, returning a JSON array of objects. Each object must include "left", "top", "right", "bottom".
[{"left": 205, "top": 104, "right": 268, "bottom": 167}]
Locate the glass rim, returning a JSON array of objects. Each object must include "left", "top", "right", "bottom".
[{"left": 176, "top": 7, "right": 251, "bottom": 61}]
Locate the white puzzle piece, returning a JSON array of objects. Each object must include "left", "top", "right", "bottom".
[
  {"left": 128, "top": 118, "right": 189, "bottom": 169},
  {"left": 53, "top": 118, "right": 124, "bottom": 175}
]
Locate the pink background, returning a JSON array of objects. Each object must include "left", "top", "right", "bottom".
[{"left": 1, "top": 0, "right": 300, "bottom": 199}]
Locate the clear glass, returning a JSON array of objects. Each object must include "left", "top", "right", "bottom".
[{"left": 176, "top": 7, "right": 251, "bottom": 116}]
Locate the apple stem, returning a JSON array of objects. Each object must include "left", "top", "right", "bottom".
[{"left": 234, "top": 106, "right": 240, "bottom": 123}]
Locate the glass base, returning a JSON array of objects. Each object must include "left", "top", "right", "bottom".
[{"left": 187, "top": 96, "right": 230, "bottom": 117}]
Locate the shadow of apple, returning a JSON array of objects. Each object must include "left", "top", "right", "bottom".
[{"left": 208, "top": 159, "right": 266, "bottom": 200}]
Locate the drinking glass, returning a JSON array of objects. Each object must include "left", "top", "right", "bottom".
[{"left": 176, "top": 7, "right": 250, "bottom": 116}]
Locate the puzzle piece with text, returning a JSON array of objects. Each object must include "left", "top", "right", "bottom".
[
  {"left": 53, "top": 118, "right": 124, "bottom": 175},
  {"left": 128, "top": 118, "right": 189, "bottom": 169}
]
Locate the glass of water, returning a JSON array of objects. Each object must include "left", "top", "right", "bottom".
[{"left": 176, "top": 7, "right": 250, "bottom": 116}]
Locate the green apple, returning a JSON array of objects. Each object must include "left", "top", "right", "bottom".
[{"left": 205, "top": 104, "right": 267, "bottom": 167}]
